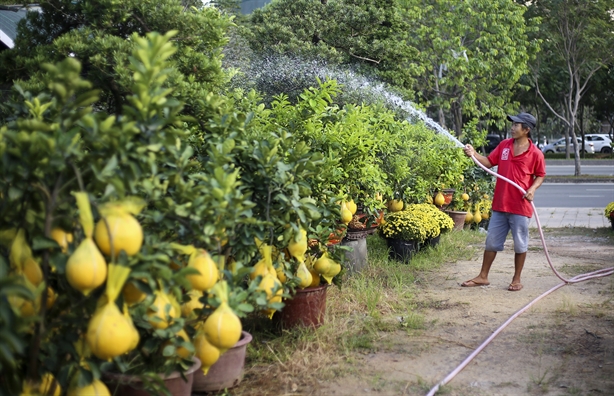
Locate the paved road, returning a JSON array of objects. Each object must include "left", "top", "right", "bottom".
[
  {"left": 546, "top": 165, "right": 614, "bottom": 176},
  {"left": 533, "top": 183, "right": 614, "bottom": 208}
]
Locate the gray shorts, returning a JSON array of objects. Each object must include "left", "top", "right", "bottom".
[{"left": 485, "top": 211, "right": 530, "bottom": 254}]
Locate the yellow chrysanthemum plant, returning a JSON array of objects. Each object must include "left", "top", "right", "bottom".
[
  {"left": 605, "top": 202, "right": 614, "bottom": 220},
  {"left": 379, "top": 204, "right": 442, "bottom": 244}
]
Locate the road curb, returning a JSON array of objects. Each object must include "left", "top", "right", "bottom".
[{"left": 546, "top": 177, "right": 614, "bottom": 183}]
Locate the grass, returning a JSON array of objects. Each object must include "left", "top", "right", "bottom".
[{"left": 232, "top": 230, "right": 484, "bottom": 395}]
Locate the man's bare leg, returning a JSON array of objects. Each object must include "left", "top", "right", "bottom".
[
  {"left": 508, "top": 252, "right": 526, "bottom": 291},
  {"left": 461, "top": 251, "right": 496, "bottom": 287}
]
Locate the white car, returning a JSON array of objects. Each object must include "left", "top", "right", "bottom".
[
  {"left": 585, "top": 134, "right": 613, "bottom": 153},
  {"left": 541, "top": 137, "right": 595, "bottom": 154}
]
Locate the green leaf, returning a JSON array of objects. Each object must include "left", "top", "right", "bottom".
[{"left": 32, "top": 236, "right": 59, "bottom": 251}]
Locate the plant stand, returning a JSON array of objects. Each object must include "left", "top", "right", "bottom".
[
  {"left": 273, "top": 284, "right": 328, "bottom": 329},
  {"left": 192, "top": 331, "right": 252, "bottom": 394},
  {"left": 341, "top": 229, "right": 369, "bottom": 273},
  {"left": 445, "top": 210, "right": 467, "bottom": 231}
]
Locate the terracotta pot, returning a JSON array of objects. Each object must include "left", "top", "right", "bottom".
[
  {"left": 386, "top": 238, "right": 419, "bottom": 262},
  {"left": 103, "top": 357, "right": 201, "bottom": 396},
  {"left": 192, "top": 331, "right": 252, "bottom": 393},
  {"left": 445, "top": 210, "right": 467, "bottom": 231},
  {"left": 273, "top": 284, "right": 328, "bottom": 329}
]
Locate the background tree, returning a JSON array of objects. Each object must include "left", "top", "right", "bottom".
[
  {"left": 0, "top": 0, "right": 231, "bottom": 120},
  {"left": 586, "top": 67, "right": 614, "bottom": 138},
  {"left": 399, "top": 0, "right": 536, "bottom": 138},
  {"left": 521, "top": 0, "right": 614, "bottom": 174}
]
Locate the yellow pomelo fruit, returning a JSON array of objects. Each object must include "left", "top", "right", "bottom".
[
  {"left": 249, "top": 258, "right": 269, "bottom": 281},
  {"left": 461, "top": 193, "right": 470, "bottom": 201},
  {"left": 50, "top": 228, "right": 71, "bottom": 253},
  {"left": 473, "top": 210, "right": 482, "bottom": 224},
  {"left": 313, "top": 254, "right": 332, "bottom": 275},
  {"left": 122, "top": 280, "right": 146, "bottom": 305},
  {"left": 163, "top": 329, "right": 193, "bottom": 360},
  {"left": 322, "top": 260, "right": 341, "bottom": 285},
  {"left": 287, "top": 229, "right": 307, "bottom": 260},
  {"left": 258, "top": 273, "right": 283, "bottom": 319},
  {"left": 308, "top": 266, "right": 320, "bottom": 287},
  {"left": 346, "top": 199, "right": 357, "bottom": 215},
  {"left": 9, "top": 295, "right": 36, "bottom": 317},
  {"left": 46, "top": 287, "right": 57, "bottom": 310},
  {"left": 122, "top": 306, "right": 140, "bottom": 352},
  {"left": 434, "top": 192, "right": 445, "bottom": 207},
  {"left": 175, "top": 329, "right": 193, "bottom": 359},
  {"left": 147, "top": 291, "right": 178, "bottom": 329},
  {"left": 340, "top": 202, "right": 353, "bottom": 224},
  {"left": 387, "top": 200, "right": 403, "bottom": 212},
  {"left": 194, "top": 331, "right": 220, "bottom": 375},
  {"left": 67, "top": 380, "right": 110, "bottom": 396},
  {"left": 39, "top": 373, "right": 61, "bottom": 396},
  {"left": 181, "top": 290, "right": 204, "bottom": 317},
  {"left": 86, "top": 303, "right": 135, "bottom": 360},
  {"left": 202, "top": 302, "right": 242, "bottom": 353},
  {"left": 483, "top": 194, "right": 489, "bottom": 199},
  {"left": 481, "top": 210, "right": 490, "bottom": 220},
  {"left": 66, "top": 238, "right": 107, "bottom": 296},
  {"left": 186, "top": 251, "right": 218, "bottom": 292},
  {"left": 258, "top": 273, "right": 282, "bottom": 300},
  {"left": 295, "top": 260, "right": 312, "bottom": 289},
  {"left": 94, "top": 213, "right": 143, "bottom": 257},
  {"left": 275, "top": 265, "right": 287, "bottom": 283},
  {"left": 465, "top": 211, "right": 474, "bottom": 223},
  {"left": 22, "top": 257, "right": 43, "bottom": 286}
]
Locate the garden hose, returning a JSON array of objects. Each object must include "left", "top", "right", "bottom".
[{"left": 425, "top": 153, "right": 614, "bottom": 396}]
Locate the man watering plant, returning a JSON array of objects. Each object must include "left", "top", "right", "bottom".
[{"left": 461, "top": 112, "right": 546, "bottom": 291}]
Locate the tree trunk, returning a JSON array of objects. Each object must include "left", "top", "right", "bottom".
[
  {"left": 570, "top": 120, "right": 581, "bottom": 176},
  {"left": 452, "top": 102, "right": 462, "bottom": 138},
  {"left": 438, "top": 107, "right": 446, "bottom": 129}
]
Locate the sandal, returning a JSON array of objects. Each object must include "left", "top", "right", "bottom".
[
  {"left": 508, "top": 283, "right": 523, "bottom": 291},
  {"left": 461, "top": 279, "right": 490, "bottom": 287}
]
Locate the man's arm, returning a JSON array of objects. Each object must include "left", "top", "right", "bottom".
[
  {"left": 524, "top": 176, "right": 545, "bottom": 202},
  {"left": 463, "top": 144, "right": 493, "bottom": 168}
]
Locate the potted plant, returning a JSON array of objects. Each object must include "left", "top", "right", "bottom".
[
  {"left": 379, "top": 205, "right": 439, "bottom": 261},
  {"left": 420, "top": 204, "right": 454, "bottom": 247},
  {"left": 445, "top": 191, "right": 470, "bottom": 231},
  {"left": 605, "top": 202, "right": 614, "bottom": 230}
]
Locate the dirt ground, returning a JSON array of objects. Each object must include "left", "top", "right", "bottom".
[{"left": 316, "top": 229, "right": 614, "bottom": 396}]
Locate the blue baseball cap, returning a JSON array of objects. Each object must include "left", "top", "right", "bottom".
[{"left": 507, "top": 112, "right": 536, "bottom": 129}]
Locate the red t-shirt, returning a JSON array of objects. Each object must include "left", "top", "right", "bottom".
[{"left": 487, "top": 138, "right": 546, "bottom": 218}]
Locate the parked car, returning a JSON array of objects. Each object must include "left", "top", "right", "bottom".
[
  {"left": 585, "top": 134, "right": 612, "bottom": 153},
  {"left": 484, "top": 134, "right": 504, "bottom": 153},
  {"left": 541, "top": 137, "right": 595, "bottom": 154}
]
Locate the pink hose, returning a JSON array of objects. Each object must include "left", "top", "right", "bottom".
[{"left": 426, "top": 155, "right": 614, "bottom": 396}]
